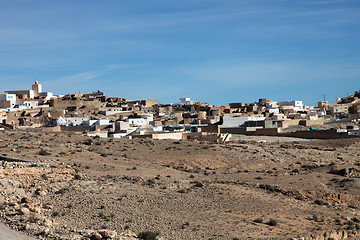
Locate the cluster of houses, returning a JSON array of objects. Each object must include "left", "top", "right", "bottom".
[{"left": 1, "top": 81, "right": 360, "bottom": 141}]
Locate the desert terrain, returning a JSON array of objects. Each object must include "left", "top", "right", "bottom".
[{"left": 0, "top": 130, "right": 360, "bottom": 240}]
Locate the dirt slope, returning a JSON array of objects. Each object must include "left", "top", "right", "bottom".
[{"left": 0, "top": 130, "right": 360, "bottom": 239}]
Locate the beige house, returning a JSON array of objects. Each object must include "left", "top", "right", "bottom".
[
  {"left": 5, "top": 90, "right": 34, "bottom": 99},
  {"left": 330, "top": 103, "right": 351, "bottom": 114},
  {"left": 0, "top": 111, "right": 7, "bottom": 124}
]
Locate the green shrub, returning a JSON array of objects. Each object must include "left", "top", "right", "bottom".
[
  {"left": 74, "top": 174, "right": 82, "bottom": 180},
  {"left": 349, "top": 105, "right": 358, "bottom": 114},
  {"left": 55, "top": 188, "right": 69, "bottom": 194},
  {"left": 83, "top": 139, "right": 93, "bottom": 145},
  {"left": 267, "top": 219, "right": 278, "bottom": 226},
  {"left": 253, "top": 218, "right": 263, "bottom": 223},
  {"left": 138, "top": 231, "right": 159, "bottom": 240},
  {"left": 193, "top": 182, "right": 203, "bottom": 188},
  {"left": 38, "top": 149, "right": 51, "bottom": 156},
  {"left": 52, "top": 211, "right": 60, "bottom": 217}
]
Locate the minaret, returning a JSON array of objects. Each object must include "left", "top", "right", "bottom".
[{"left": 32, "top": 80, "right": 42, "bottom": 98}]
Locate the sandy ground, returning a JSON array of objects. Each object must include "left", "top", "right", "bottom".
[
  {"left": 0, "top": 222, "right": 35, "bottom": 240},
  {"left": 0, "top": 130, "right": 360, "bottom": 239}
]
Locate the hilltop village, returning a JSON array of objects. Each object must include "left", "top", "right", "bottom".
[
  {"left": 1, "top": 81, "right": 359, "bottom": 140},
  {"left": 1, "top": 81, "right": 360, "bottom": 240}
]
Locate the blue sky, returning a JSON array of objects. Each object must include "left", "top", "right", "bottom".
[{"left": 0, "top": 0, "right": 359, "bottom": 106}]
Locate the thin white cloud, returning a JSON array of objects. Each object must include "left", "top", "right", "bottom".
[
  {"left": 180, "top": 61, "right": 360, "bottom": 87},
  {"left": 55, "top": 71, "right": 102, "bottom": 84},
  {"left": 45, "top": 64, "right": 137, "bottom": 94},
  {"left": 93, "top": 1, "right": 278, "bottom": 34}
]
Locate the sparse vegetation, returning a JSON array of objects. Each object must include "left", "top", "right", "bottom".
[
  {"left": 1, "top": 130, "right": 360, "bottom": 239},
  {"left": 55, "top": 188, "right": 69, "bottom": 194},
  {"left": 41, "top": 173, "right": 48, "bottom": 180},
  {"left": 38, "top": 149, "right": 51, "bottom": 156},
  {"left": 83, "top": 139, "right": 93, "bottom": 145},
  {"left": 314, "top": 199, "right": 324, "bottom": 205},
  {"left": 138, "top": 231, "right": 159, "bottom": 240},
  {"left": 52, "top": 211, "right": 60, "bottom": 217},
  {"left": 267, "top": 219, "right": 278, "bottom": 226},
  {"left": 259, "top": 184, "right": 276, "bottom": 192},
  {"left": 74, "top": 174, "right": 82, "bottom": 180},
  {"left": 193, "top": 181, "right": 203, "bottom": 188}
]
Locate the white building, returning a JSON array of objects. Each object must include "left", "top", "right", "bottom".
[
  {"left": 151, "top": 126, "right": 163, "bottom": 132},
  {"left": 265, "top": 101, "right": 280, "bottom": 114},
  {"left": 39, "top": 91, "right": 54, "bottom": 100},
  {"left": 115, "top": 121, "right": 130, "bottom": 132},
  {"left": 128, "top": 118, "right": 148, "bottom": 126},
  {"left": 83, "top": 120, "right": 98, "bottom": 126},
  {"left": 5, "top": 80, "right": 53, "bottom": 100},
  {"left": 307, "top": 114, "right": 319, "bottom": 120},
  {"left": 278, "top": 100, "right": 304, "bottom": 112},
  {"left": 54, "top": 117, "right": 111, "bottom": 127},
  {"left": 0, "top": 93, "right": 16, "bottom": 102},
  {"left": 127, "top": 114, "right": 153, "bottom": 126},
  {"left": 17, "top": 100, "right": 39, "bottom": 109},
  {"left": 179, "top": 98, "right": 193, "bottom": 105},
  {"left": 223, "top": 116, "right": 266, "bottom": 127},
  {"left": 5, "top": 90, "right": 34, "bottom": 99},
  {"left": 0, "top": 93, "right": 16, "bottom": 109},
  {"left": 54, "top": 117, "right": 89, "bottom": 126},
  {"left": 95, "top": 119, "right": 110, "bottom": 126}
]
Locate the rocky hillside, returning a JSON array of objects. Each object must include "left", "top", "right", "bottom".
[{"left": 0, "top": 130, "right": 360, "bottom": 239}]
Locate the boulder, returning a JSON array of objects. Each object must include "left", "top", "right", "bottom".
[
  {"left": 312, "top": 234, "right": 324, "bottom": 240},
  {"left": 342, "top": 230, "right": 348, "bottom": 239},
  {"left": 329, "top": 168, "right": 360, "bottom": 177},
  {"left": 118, "top": 229, "right": 137, "bottom": 240},
  {"left": 98, "top": 229, "right": 117, "bottom": 239},
  {"left": 21, "top": 197, "right": 33, "bottom": 205},
  {"left": 19, "top": 207, "right": 30, "bottom": 215},
  {"left": 71, "top": 235, "right": 86, "bottom": 240},
  {"left": 90, "top": 231, "right": 103, "bottom": 240},
  {"left": 43, "top": 218, "right": 53, "bottom": 227},
  {"left": 30, "top": 206, "right": 42, "bottom": 213}
]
